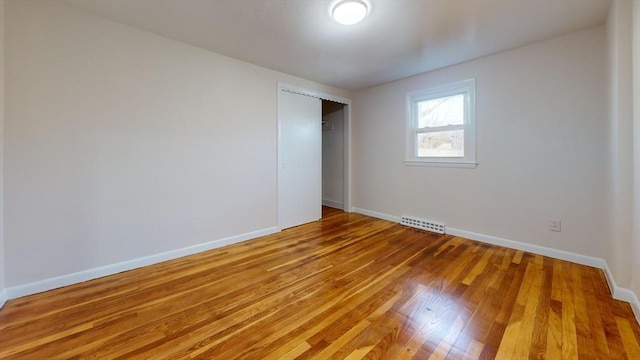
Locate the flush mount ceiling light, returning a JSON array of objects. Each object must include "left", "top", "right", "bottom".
[{"left": 331, "top": 0, "right": 369, "bottom": 25}]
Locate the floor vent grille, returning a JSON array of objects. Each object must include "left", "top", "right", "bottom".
[{"left": 401, "top": 216, "right": 445, "bottom": 234}]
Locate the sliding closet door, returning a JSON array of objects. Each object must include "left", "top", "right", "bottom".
[{"left": 278, "top": 90, "right": 322, "bottom": 229}]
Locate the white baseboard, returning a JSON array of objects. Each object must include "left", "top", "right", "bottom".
[
  {"left": 0, "top": 289, "right": 7, "bottom": 309},
  {"left": 5, "top": 227, "right": 279, "bottom": 300},
  {"left": 322, "top": 199, "right": 344, "bottom": 210},
  {"left": 445, "top": 227, "right": 607, "bottom": 269},
  {"left": 352, "top": 207, "right": 640, "bottom": 323},
  {"left": 602, "top": 264, "right": 640, "bottom": 324},
  {"left": 352, "top": 207, "right": 401, "bottom": 223}
]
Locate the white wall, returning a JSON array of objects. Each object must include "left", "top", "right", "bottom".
[
  {"left": 0, "top": 0, "right": 6, "bottom": 308},
  {"left": 322, "top": 107, "right": 344, "bottom": 208},
  {"left": 353, "top": 26, "right": 608, "bottom": 258},
  {"left": 607, "top": 0, "right": 635, "bottom": 299},
  {"left": 3, "top": 0, "right": 349, "bottom": 290},
  {"left": 633, "top": 0, "right": 640, "bottom": 304}
]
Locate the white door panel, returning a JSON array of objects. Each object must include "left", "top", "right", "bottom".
[{"left": 278, "top": 91, "right": 322, "bottom": 229}]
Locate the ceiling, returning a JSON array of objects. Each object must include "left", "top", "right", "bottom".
[{"left": 63, "top": 0, "right": 612, "bottom": 91}]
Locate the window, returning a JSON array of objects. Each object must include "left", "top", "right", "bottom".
[{"left": 405, "top": 79, "right": 476, "bottom": 168}]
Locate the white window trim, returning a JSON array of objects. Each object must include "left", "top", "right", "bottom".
[{"left": 404, "top": 79, "right": 477, "bottom": 168}]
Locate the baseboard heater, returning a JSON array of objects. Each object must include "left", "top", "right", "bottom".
[{"left": 401, "top": 216, "right": 445, "bottom": 234}]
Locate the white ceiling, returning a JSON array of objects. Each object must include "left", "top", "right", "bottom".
[{"left": 63, "top": 0, "right": 612, "bottom": 91}]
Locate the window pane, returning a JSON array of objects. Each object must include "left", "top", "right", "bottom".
[
  {"left": 417, "top": 94, "right": 464, "bottom": 128},
  {"left": 417, "top": 130, "right": 464, "bottom": 157}
]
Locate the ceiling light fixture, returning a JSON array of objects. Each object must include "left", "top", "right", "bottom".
[{"left": 331, "top": 0, "right": 369, "bottom": 25}]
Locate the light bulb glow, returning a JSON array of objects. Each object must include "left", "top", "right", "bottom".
[{"left": 332, "top": 0, "right": 368, "bottom": 25}]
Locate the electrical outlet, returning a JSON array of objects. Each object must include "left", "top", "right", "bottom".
[{"left": 550, "top": 220, "right": 562, "bottom": 232}]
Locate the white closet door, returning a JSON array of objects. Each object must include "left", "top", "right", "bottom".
[{"left": 278, "top": 91, "right": 322, "bottom": 229}]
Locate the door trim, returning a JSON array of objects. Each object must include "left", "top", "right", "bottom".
[{"left": 277, "top": 83, "right": 352, "bottom": 230}]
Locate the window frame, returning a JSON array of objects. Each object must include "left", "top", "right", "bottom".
[{"left": 404, "top": 79, "right": 477, "bottom": 168}]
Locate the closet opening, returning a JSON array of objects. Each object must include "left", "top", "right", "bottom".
[{"left": 322, "top": 100, "right": 346, "bottom": 219}]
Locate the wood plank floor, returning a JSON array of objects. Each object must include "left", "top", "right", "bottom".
[{"left": 1, "top": 207, "right": 639, "bottom": 359}]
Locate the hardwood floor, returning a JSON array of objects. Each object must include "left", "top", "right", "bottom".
[{"left": 1, "top": 208, "right": 639, "bottom": 359}]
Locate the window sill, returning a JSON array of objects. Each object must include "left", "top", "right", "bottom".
[{"left": 404, "top": 160, "right": 478, "bottom": 169}]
